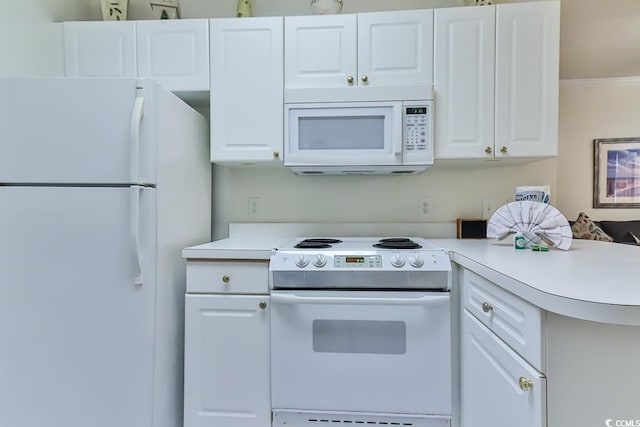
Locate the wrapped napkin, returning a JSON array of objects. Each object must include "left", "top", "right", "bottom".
[{"left": 487, "top": 201, "right": 573, "bottom": 250}]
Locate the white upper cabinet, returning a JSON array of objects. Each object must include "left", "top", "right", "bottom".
[
  {"left": 434, "top": 6, "right": 495, "bottom": 159},
  {"left": 63, "top": 20, "right": 209, "bottom": 95},
  {"left": 357, "top": 9, "right": 433, "bottom": 87},
  {"left": 285, "top": 14, "right": 356, "bottom": 89},
  {"left": 209, "top": 17, "right": 284, "bottom": 165},
  {"left": 64, "top": 21, "right": 137, "bottom": 78},
  {"left": 136, "top": 19, "right": 209, "bottom": 92},
  {"left": 284, "top": 9, "right": 433, "bottom": 89},
  {"left": 495, "top": 1, "right": 560, "bottom": 158},
  {"left": 434, "top": 1, "right": 560, "bottom": 160}
]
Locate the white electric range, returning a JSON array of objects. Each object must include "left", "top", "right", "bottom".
[{"left": 269, "top": 237, "right": 453, "bottom": 427}]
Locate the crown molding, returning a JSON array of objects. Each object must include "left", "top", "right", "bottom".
[{"left": 560, "top": 76, "right": 640, "bottom": 86}]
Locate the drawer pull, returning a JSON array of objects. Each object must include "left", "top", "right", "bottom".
[
  {"left": 259, "top": 301, "right": 267, "bottom": 310},
  {"left": 482, "top": 302, "right": 493, "bottom": 313},
  {"left": 519, "top": 376, "right": 534, "bottom": 391},
  {"left": 222, "top": 275, "right": 230, "bottom": 284}
]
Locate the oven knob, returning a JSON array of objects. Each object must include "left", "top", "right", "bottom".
[
  {"left": 295, "top": 255, "right": 309, "bottom": 268},
  {"left": 409, "top": 255, "right": 424, "bottom": 268},
  {"left": 390, "top": 254, "right": 405, "bottom": 268},
  {"left": 313, "top": 254, "right": 327, "bottom": 268}
]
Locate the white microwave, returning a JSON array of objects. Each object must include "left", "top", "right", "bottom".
[{"left": 284, "top": 87, "right": 434, "bottom": 175}]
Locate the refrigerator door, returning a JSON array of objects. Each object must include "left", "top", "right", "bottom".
[
  {"left": 0, "top": 186, "right": 157, "bottom": 427},
  {"left": 0, "top": 78, "right": 154, "bottom": 185}
]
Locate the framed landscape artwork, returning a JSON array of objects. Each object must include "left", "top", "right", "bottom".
[{"left": 593, "top": 137, "right": 640, "bottom": 208}]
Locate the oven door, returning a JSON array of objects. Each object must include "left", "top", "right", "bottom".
[{"left": 270, "top": 290, "right": 451, "bottom": 415}]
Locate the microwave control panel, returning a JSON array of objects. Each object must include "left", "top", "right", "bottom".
[{"left": 404, "top": 106, "right": 429, "bottom": 152}]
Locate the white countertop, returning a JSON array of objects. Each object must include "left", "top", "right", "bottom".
[
  {"left": 183, "top": 226, "right": 640, "bottom": 325},
  {"left": 182, "top": 237, "right": 283, "bottom": 260},
  {"left": 434, "top": 238, "right": 640, "bottom": 325}
]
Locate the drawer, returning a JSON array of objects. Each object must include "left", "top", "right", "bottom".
[
  {"left": 186, "top": 260, "right": 269, "bottom": 294},
  {"left": 462, "top": 268, "right": 544, "bottom": 371}
]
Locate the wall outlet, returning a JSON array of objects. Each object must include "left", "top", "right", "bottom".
[
  {"left": 481, "top": 197, "right": 496, "bottom": 220},
  {"left": 418, "top": 197, "right": 432, "bottom": 219},
  {"left": 248, "top": 197, "right": 260, "bottom": 216}
]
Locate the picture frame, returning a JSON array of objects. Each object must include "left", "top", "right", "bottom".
[{"left": 593, "top": 137, "right": 640, "bottom": 208}]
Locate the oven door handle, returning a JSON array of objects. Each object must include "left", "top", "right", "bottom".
[{"left": 270, "top": 293, "right": 448, "bottom": 306}]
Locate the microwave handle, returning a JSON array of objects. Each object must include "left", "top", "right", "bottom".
[
  {"left": 271, "top": 292, "right": 448, "bottom": 306},
  {"left": 393, "top": 105, "right": 404, "bottom": 155}
]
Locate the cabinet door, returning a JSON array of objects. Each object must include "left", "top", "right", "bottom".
[
  {"left": 495, "top": 1, "right": 560, "bottom": 158},
  {"left": 434, "top": 6, "right": 495, "bottom": 159},
  {"left": 284, "top": 14, "right": 357, "bottom": 88},
  {"left": 184, "top": 295, "right": 270, "bottom": 427},
  {"left": 462, "top": 311, "right": 546, "bottom": 427},
  {"left": 136, "top": 19, "right": 209, "bottom": 92},
  {"left": 64, "top": 21, "right": 136, "bottom": 77},
  {"left": 358, "top": 9, "right": 433, "bottom": 88},
  {"left": 210, "top": 17, "right": 284, "bottom": 164}
]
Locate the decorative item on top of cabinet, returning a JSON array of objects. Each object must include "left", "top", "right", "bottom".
[
  {"left": 311, "top": 0, "right": 343, "bottom": 15},
  {"left": 237, "top": 0, "right": 252, "bottom": 17},
  {"left": 149, "top": 0, "right": 180, "bottom": 19},
  {"left": 100, "top": 0, "right": 128, "bottom": 21}
]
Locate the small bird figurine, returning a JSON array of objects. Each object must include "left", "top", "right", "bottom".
[
  {"left": 237, "top": 0, "right": 252, "bottom": 17},
  {"left": 311, "top": 0, "right": 343, "bottom": 15}
]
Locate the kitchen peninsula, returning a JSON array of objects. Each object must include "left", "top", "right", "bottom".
[{"left": 182, "top": 223, "right": 640, "bottom": 427}]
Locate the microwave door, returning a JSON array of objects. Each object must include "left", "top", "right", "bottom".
[{"left": 285, "top": 102, "right": 403, "bottom": 166}]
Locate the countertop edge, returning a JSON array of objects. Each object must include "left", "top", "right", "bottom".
[{"left": 450, "top": 252, "right": 640, "bottom": 326}]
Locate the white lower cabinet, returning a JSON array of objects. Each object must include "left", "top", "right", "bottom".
[
  {"left": 462, "top": 311, "right": 546, "bottom": 427},
  {"left": 460, "top": 267, "right": 546, "bottom": 427},
  {"left": 184, "top": 294, "right": 270, "bottom": 427}
]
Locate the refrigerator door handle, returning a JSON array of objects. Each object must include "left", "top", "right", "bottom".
[
  {"left": 130, "top": 185, "right": 144, "bottom": 285},
  {"left": 130, "top": 88, "right": 145, "bottom": 184}
]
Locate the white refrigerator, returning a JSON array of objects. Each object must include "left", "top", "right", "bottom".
[{"left": 0, "top": 78, "right": 211, "bottom": 427}]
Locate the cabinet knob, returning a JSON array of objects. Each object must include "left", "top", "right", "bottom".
[
  {"left": 259, "top": 301, "right": 267, "bottom": 310},
  {"left": 222, "top": 275, "right": 230, "bottom": 284},
  {"left": 361, "top": 75, "right": 369, "bottom": 83},
  {"left": 273, "top": 150, "right": 280, "bottom": 159},
  {"left": 347, "top": 76, "right": 354, "bottom": 84},
  {"left": 519, "top": 376, "right": 534, "bottom": 392},
  {"left": 482, "top": 302, "right": 493, "bottom": 313},
  {"left": 500, "top": 146, "right": 508, "bottom": 154},
  {"left": 485, "top": 147, "right": 493, "bottom": 154}
]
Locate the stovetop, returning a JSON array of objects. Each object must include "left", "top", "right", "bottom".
[
  {"left": 269, "top": 237, "right": 451, "bottom": 290},
  {"left": 283, "top": 237, "right": 440, "bottom": 251}
]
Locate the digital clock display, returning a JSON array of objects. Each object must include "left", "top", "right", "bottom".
[
  {"left": 406, "top": 107, "right": 426, "bottom": 115},
  {"left": 345, "top": 257, "right": 365, "bottom": 263}
]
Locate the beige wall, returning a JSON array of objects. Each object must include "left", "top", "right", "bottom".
[
  {"left": 212, "top": 160, "right": 557, "bottom": 239},
  {"left": 557, "top": 78, "right": 640, "bottom": 222},
  {"left": 0, "top": 0, "right": 91, "bottom": 76}
]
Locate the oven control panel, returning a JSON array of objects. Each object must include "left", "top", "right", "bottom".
[
  {"left": 334, "top": 255, "right": 382, "bottom": 268},
  {"left": 270, "top": 250, "right": 451, "bottom": 272}
]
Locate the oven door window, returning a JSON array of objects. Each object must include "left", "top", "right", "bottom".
[
  {"left": 312, "top": 319, "right": 406, "bottom": 355},
  {"left": 270, "top": 291, "right": 451, "bottom": 416}
]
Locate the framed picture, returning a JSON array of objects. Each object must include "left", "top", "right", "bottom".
[{"left": 593, "top": 137, "right": 640, "bottom": 208}]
